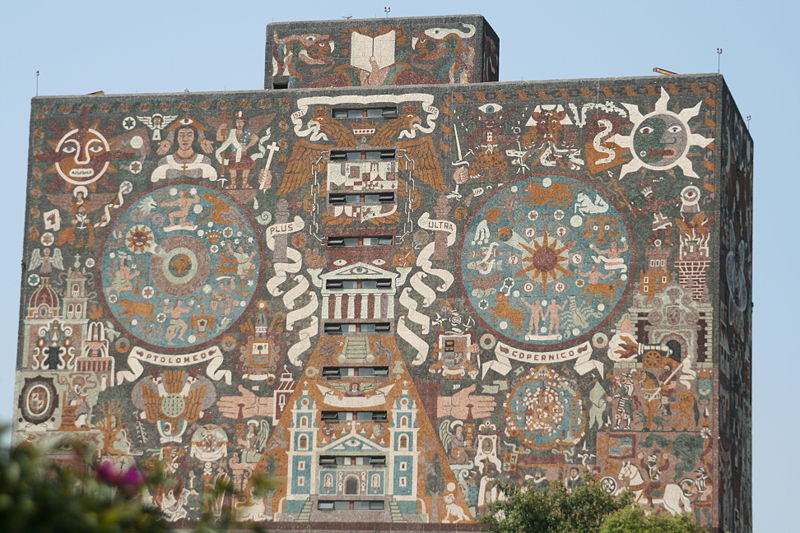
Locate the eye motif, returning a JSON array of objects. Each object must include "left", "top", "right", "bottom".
[
  {"left": 478, "top": 103, "right": 503, "bottom": 114},
  {"left": 639, "top": 126, "right": 654, "bottom": 134},
  {"left": 668, "top": 124, "right": 683, "bottom": 133}
]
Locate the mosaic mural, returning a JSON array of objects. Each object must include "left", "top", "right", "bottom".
[
  {"left": 13, "top": 17, "right": 750, "bottom": 532},
  {"left": 265, "top": 15, "right": 498, "bottom": 89}
]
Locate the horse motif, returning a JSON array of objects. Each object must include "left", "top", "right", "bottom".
[{"left": 617, "top": 461, "right": 694, "bottom": 515}]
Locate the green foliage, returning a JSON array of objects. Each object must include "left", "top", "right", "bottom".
[
  {"left": 600, "top": 506, "right": 708, "bottom": 533},
  {"left": 0, "top": 432, "right": 276, "bottom": 533},
  {"left": 480, "top": 476, "right": 634, "bottom": 533},
  {"left": 0, "top": 439, "right": 168, "bottom": 533}
]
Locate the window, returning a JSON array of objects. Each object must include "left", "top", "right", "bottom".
[
  {"left": 320, "top": 411, "right": 388, "bottom": 422},
  {"left": 298, "top": 435, "right": 308, "bottom": 450},
  {"left": 330, "top": 149, "right": 395, "bottom": 161},
  {"left": 319, "top": 456, "right": 336, "bottom": 467},
  {"left": 332, "top": 106, "right": 398, "bottom": 119},
  {"left": 399, "top": 477, "right": 407, "bottom": 487},
  {"left": 322, "top": 366, "right": 390, "bottom": 379},
  {"left": 327, "top": 235, "right": 393, "bottom": 247},
  {"left": 328, "top": 192, "right": 395, "bottom": 205},
  {"left": 324, "top": 322, "right": 391, "bottom": 334},
  {"left": 399, "top": 435, "right": 409, "bottom": 449},
  {"left": 298, "top": 476, "right": 305, "bottom": 486},
  {"left": 298, "top": 460, "right": 306, "bottom": 470},
  {"left": 325, "top": 278, "right": 392, "bottom": 290},
  {"left": 317, "top": 500, "right": 385, "bottom": 511},
  {"left": 399, "top": 461, "right": 408, "bottom": 471}
]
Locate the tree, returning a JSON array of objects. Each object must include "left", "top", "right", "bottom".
[
  {"left": 480, "top": 476, "right": 634, "bottom": 533},
  {"left": 600, "top": 506, "right": 709, "bottom": 533}
]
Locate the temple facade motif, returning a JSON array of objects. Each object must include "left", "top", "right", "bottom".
[{"left": 13, "top": 14, "right": 751, "bottom": 533}]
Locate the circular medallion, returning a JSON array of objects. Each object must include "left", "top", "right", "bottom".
[
  {"left": 102, "top": 184, "right": 259, "bottom": 349},
  {"left": 461, "top": 174, "right": 630, "bottom": 347},
  {"left": 505, "top": 366, "right": 584, "bottom": 450},
  {"left": 18, "top": 376, "right": 58, "bottom": 425}
]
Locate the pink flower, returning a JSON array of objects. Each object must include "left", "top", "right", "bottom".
[
  {"left": 119, "top": 466, "right": 144, "bottom": 489},
  {"left": 95, "top": 460, "right": 120, "bottom": 485}
]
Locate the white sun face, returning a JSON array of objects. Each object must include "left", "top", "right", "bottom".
[{"left": 612, "top": 88, "right": 713, "bottom": 180}]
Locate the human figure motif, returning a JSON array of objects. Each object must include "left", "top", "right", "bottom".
[
  {"left": 448, "top": 423, "right": 469, "bottom": 465},
  {"left": 565, "top": 467, "right": 582, "bottom": 492},
  {"left": 612, "top": 372, "right": 637, "bottom": 430},
  {"left": 165, "top": 299, "right": 191, "bottom": 345},
  {"left": 590, "top": 238, "right": 629, "bottom": 274},
  {"left": 225, "top": 243, "right": 256, "bottom": 288},
  {"left": 545, "top": 299, "right": 565, "bottom": 335},
  {"left": 151, "top": 119, "right": 217, "bottom": 182},
  {"left": 579, "top": 265, "right": 613, "bottom": 285},
  {"left": 588, "top": 377, "right": 608, "bottom": 430},
  {"left": 66, "top": 378, "right": 92, "bottom": 428},
  {"left": 523, "top": 298, "right": 544, "bottom": 340},
  {"left": 29, "top": 248, "right": 64, "bottom": 275},
  {"left": 162, "top": 190, "right": 200, "bottom": 228},
  {"left": 57, "top": 204, "right": 95, "bottom": 249},
  {"left": 216, "top": 111, "right": 259, "bottom": 189},
  {"left": 107, "top": 256, "right": 140, "bottom": 296},
  {"left": 531, "top": 471, "right": 550, "bottom": 492}
]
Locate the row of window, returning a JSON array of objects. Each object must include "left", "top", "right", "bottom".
[
  {"left": 322, "top": 366, "right": 390, "bottom": 379},
  {"left": 323, "top": 322, "right": 392, "bottom": 334},
  {"left": 321, "top": 410, "right": 388, "bottom": 422},
  {"left": 330, "top": 149, "right": 396, "bottom": 161},
  {"left": 317, "top": 500, "right": 385, "bottom": 511},
  {"left": 328, "top": 192, "right": 395, "bottom": 205},
  {"left": 325, "top": 278, "right": 392, "bottom": 290},
  {"left": 331, "top": 106, "right": 398, "bottom": 119},
  {"left": 319, "top": 455, "right": 386, "bottom": 467},
  {"left": 327, "top": 236, "right": 393, "bottom": 247}
]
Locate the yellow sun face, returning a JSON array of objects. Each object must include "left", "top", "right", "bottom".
[
  {"left": 514, "top": 227, "right": 574, "bottom": 292},
  {"left": 612, "top": 87, "right": 713, "bottom": 180}
]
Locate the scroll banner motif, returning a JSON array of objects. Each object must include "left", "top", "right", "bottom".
[
  {"left": 117, "top": 346, "right": 231, "bottom": 384},
  {"left": 483, "top": 340, "right": 604, "bottom": 378},
  {"left": 397, "top": 212, "right": 458, "bottom": 366},
  {"left": 417, "top": 212, "right": 457, "bottom": 246},
  {"left": 264, "top": 217, "right": 319, "bottom": 366}
]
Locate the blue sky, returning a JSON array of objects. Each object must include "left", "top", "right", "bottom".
[{"left": 0, "top": 1, "right": 794, "bottom": 530}]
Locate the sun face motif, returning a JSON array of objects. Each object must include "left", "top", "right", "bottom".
[
  {"left": 612, "top": 87, "right": 713, "bottom": 179},
  {"left": 125, "top": 225, "right": 154, "bottom": 253},
  {"left": 515, "top": 227, "right": 574, "bottom": 292}
]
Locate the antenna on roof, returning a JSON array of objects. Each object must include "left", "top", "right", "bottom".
[
  {"left": 716, "top": 48, "right": 723, "bottom": 73},
  {"left": 35, "top": 70, "right": 39, "bottom": 97},
  {"left": 384, "top": 6, "right": 391, "bottom": 17},
  {"left": 746, "top": 115, "right": 752, "bottom": 130},
  {"left": 652, "top": 67, "right": 678, "bottom": 76}
]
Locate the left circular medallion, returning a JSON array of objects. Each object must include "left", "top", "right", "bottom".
[{"left": 102, "top": 184, "right": 259, "bottom": 349}]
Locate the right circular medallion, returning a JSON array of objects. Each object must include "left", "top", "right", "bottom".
[{"left": 460, "top": 174, "right": 630, "bottom": 347}]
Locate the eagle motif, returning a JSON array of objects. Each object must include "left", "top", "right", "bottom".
[
  {"left": 133, "top": 370, "right": 216, "bottom": 444},
  {"left": 278, "top": 103, "right": 445, "bottom": 195}
]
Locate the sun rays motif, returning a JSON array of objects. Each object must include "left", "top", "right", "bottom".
[
  {"left": 514, "top": 226, "right": 574, "bottom": 293},
  {"left": 612, "top": 87, "right": 713, "bottom": 180}
]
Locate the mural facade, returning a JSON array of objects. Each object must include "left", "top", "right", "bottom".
[{"left": 14, "top": 15, "right": 751, "bottom": 533}]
